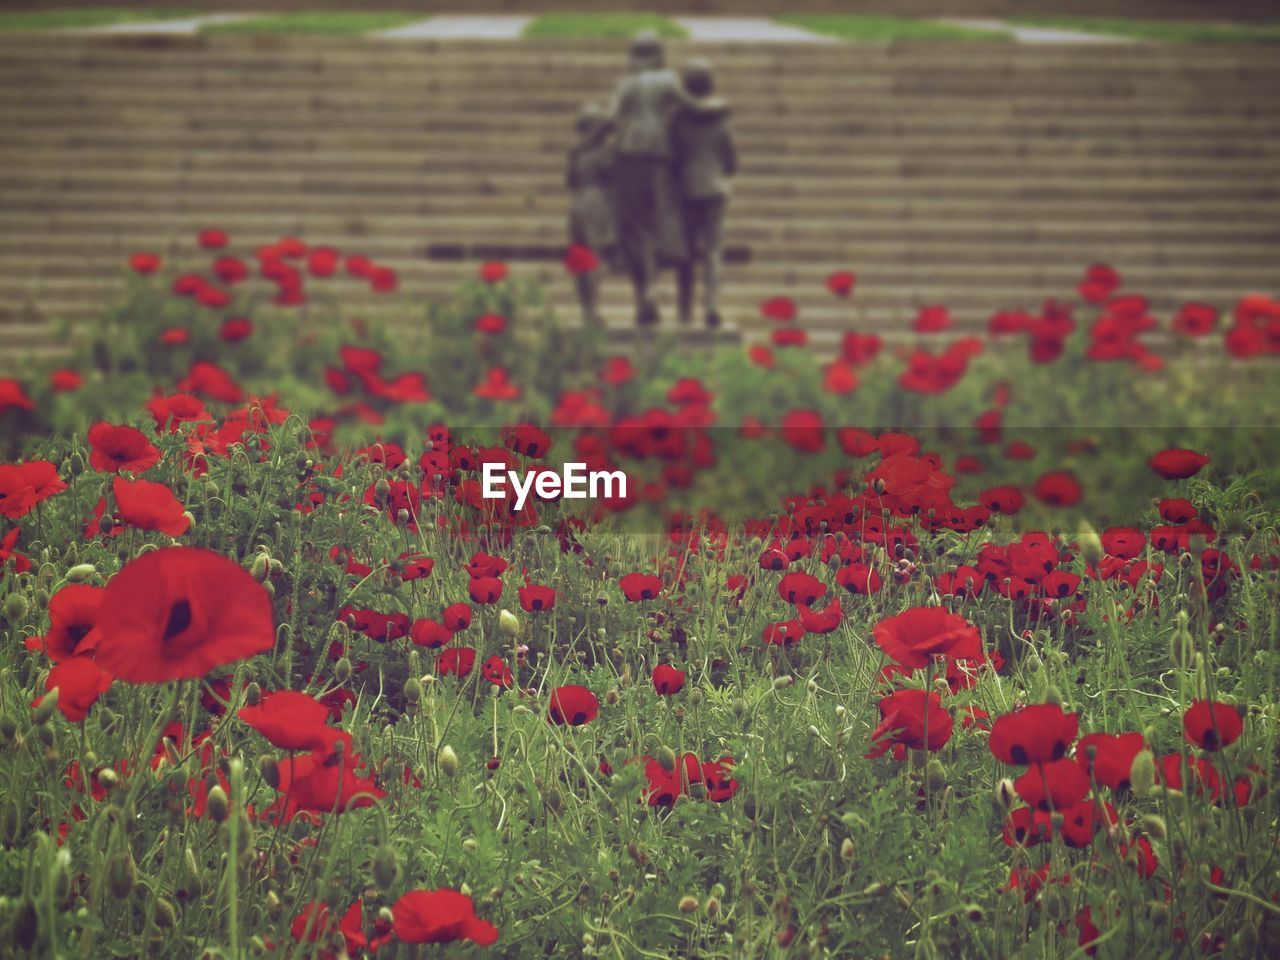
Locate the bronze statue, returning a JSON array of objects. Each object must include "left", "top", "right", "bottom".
[
  {"left": 671, "top": 58, "right": 736, "bottom": 329},
  {"left": 568, "top": 33, "right": 735, "bottom": 330},
  {"left": 566, "top": 103, "right": 618, "bottom": 327}
]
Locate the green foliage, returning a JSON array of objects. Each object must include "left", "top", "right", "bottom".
[
  {"left": 524, "top": 13, "right": 687, "bottom": 41},
  {"left": 202, "top": 12, "right": 427, "bottom": 36},
  {"left": 777, "top": 15, "right": 1010, "bottom": 42},
  {"left": 0, "top": 7, "right": 194, "bottom": 32},
  {"left": 1007, "top": 16, "right": 1280, "bottom": 43}
]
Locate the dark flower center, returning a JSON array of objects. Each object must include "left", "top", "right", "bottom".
[
  {"left": 571, "top": 711, "right": 588, "bottom": 725},
  {"left": 163, "top": 598, "right": 193, "bottom": 643},
  {"left": 1010, "top": 745, "right": 1029, "bottom": 765}
]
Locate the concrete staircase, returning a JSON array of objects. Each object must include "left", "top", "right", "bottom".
[{"left": 1, "top": 34, "right": 1278, "bottom": 362}]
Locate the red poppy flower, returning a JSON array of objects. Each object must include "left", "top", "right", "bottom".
[
  {"left": 274, "top": 748, "right": 384, "bottom": 816},
  {"left": 1076, "top": 731, "right": 1144, "bottom": 790},
  {"left": 292, "top": 900, "right": 366, "bottom": 956},
  {"left": 34, "top": 657, "right": 113, "bottom": 723},
  {"left": 836, "top": 562, "right": 883, "bottom": 595},
  {"left": 771, "top": 327, "right": 808, "bottom": 348},
  {"left": 481, "top": 655, "right": 513, "bottom": 688},
  {"left": 1148, "top": 447, "right": 1209, "bottom": 480},
  {"left": 1172, "top": 302, "right": 1218, "bottom": 337},
  {"left": 239, "top": 691, "right": 347, "bottom": 753},
  {"left": 821, "top": 361, "right": 859, "bottom": 394},
  {"left": 564, "top": 243, "right": 599, "bottom": 274},
  {"left": 1101, "top": 527, "right": 1145, "bottom": 559},
  {"left": 87, "top": 423, "right": 161, "bottom": 474},
  {"left": 1, "top": 528, "right": 31, "bottom": 573},
  {"left": 219, "top": 317, "right": 254, "bottom": 342},
  {"left": 989, "top": 703, "right": 1079, "bottom": 766},
  {"left": 297, "top": 246, "right": 336, "bottom": 279},
  {"left": 912, "top": 305, "right": 952, "bottom": 333},
  {"left": 93, "top": 547, "right": 274, "bottom": 683},
  {"left": 780, "top": 409, "right": 825, "bottom": 453},
  {"left": 475, "top": 312, "right": 507, "bottom": 335},
  {"left": 619, "top": 572, "right": 662, "bottom": 601},
  {"left": 825, "top": 270, "right": 855, "bottom": 298},
  {"left": 1077, "top": 262, "right": 1120, "bottom": 303},
  {"left": 49, "top": 369, "right": 83, "bottom": 392},
  {"left": 473, "top": 367, "right": 520, "bottom": 401},
  {"left": 392, "top": 888, "right": 498, "bottom": 946},
  {"left": 777, "top": 571, "right": 826, "bottom": 606},
  {"left": 1031, "top": 470, "right": 1083, "bottom": 507},
  {"left": 599, "top": 356, "right": 635, "bottom": 386},
  {"left": 1183, "top": 699, "right": 1243, "bottom": 751},
  {"left": 198, "top": 228, "right": 228, "bottom": 249},
  {"left": 762, "top": 618, "right": 805, "bottom": 647},
  {"left": 468, "top": 577, "right": 503, "bottom": 606},
  {"left": 0, "top": 378, "right": 34, "bottom": 413},
  {"left": 518, "top": 583, "right": 555, "bottom": 612},
  {"left": 872, "top": 606, "right": 982, "bottom": 670},
  {"left": 867, "top": 689, "right": 952, "bottom": 758},
  {"left": 479, "top": 261, "right": 508, "bottom": 283},
  {"left": 652, "top": 664, "right": 686, "bottom": 695},
  {"left": 409, "top": 618, "right": 453, "bottom": 649},
  {"left": 146, "top": 393, "right": 211, "bottom": 432},
  {"left": 112, "top": 476, "right": 190, "bottom": 537},
  {"left": 41, "top": 584, "right": 106, "bottom": 662},
  {"left": 548, "top": 685, "right": 598, "bottom": 726},
  {"left": 1014, "top": 758, "right": 1090, "bottom": 811},
  {"left": 759, "top": 296, "right": 797, "bottom": 322},
  {"left": 442, "top": 603, "right": 472, "bottom": 632},
  {"left": 436, "top": 647, "right": 476, "bottom": 677},
  {"left": 747, "top": 344, "right": 776, "bottom": 368},
  {"left": 128, "top": 252, "right": 161, "bottom": 274},
  {"left": 797, "top": 597, "right": 843, "bottom": 634},
  {"left": 0, "top": 461, "right": 66, "bottom": 519}
]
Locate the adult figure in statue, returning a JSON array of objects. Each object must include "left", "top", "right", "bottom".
[{"left": 608, "top": 31, "right": 693, "bottom": 327}]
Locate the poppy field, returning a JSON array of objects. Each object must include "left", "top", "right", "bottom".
[{"left": 1, "top": 232, "right": 1279, "bottom": 959}]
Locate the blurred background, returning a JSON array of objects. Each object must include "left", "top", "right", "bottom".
[{"left": 1, "top": 0, "right": 1278, "bottom": 367}]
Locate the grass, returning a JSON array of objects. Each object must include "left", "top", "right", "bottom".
[
  {"left": 524, "top": 12, "right": 687, "bottom": 41},
  {"left": 1008, "top": 16, "right": 1280, "bottom": 43},
  {"left": 0, "top": 7, "right": 193, "bottom": 32},
  {"left": 777, "top": 14, "right": 1009, "bottom": 42},
  {"left": 202, "top": 11, "right": 426, "bottom": 36}
]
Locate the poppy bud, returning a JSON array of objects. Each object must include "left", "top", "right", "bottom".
[
  {"left": 206, "top": 784, "right": 229, "bottom": 823},
  {"left": 964, "top": 904, "right": 985, "bottom": 923},
  {"left": 861, "top": 882, "right": 888, "bottom": 897},
  {"left": 153, "top": 897, "right": 177, "bottom": 928},
  {"left": 372, "top": 843, "right": 400, "bottom": 889},
  {"left": 840, "top": 837, "right": 855, "bottom": 863},
  {"left": 0, "top": 716, "right": 15, "bottom": 742},
  {"left": 1042, "top": 887, "right": 1066, "bottom": 920},
  {"left": 773, "top": 676, "right": 794, "bottom": 689},
  {"left": 1170, "top": 626, "right": 1195, "bottom": 668},
  {"left": 106, "top": 852, "right": 136, "bottom": 899},
  {"left": 32, "top": 688, "right": 59, "bottom": 725},
  {"left": 688, "top": 688, "right": 703, "bottom": 708},
  {"left": 705, "top": 896, "right": 720, "bottom": 918},
  {"left": 0, "top": 800, "right": 20, "bottom": 847},
  {"left": 3, "top": 592, "right": 27, "bottom": 622},
  {"left": 462, "top": 838, "right": 478, "bottom": 852},
  {"left": 96, "top": 767, "right": 119, "bottom": 791},
  {"left": 1043, "top": 685, "right": 1063, "bottom": 707},
  {"left": 259, "top": 756, "right": 280, "bottom": 790},
  {"left": 244, "top": 682, "right": 261, "bottom": 707},
  {"left": 544, "top": 788, "right": 563, "bottom": 813},
  {"left": 65, "top": 563, "right": 97, "bottom": 584},
  {"left": 1129, "top": 749, "right": 1156, "bottom": 797},
  {"left": 993, "top": 778, "right": 1017, "bottom": 813},
  {"left": 1140, "top": 813, "right": 1167, "bottom": 840},
  {"left": 404, "top": 677, "right": 423, "bottom": 705},
  {"left": 250, "top": 552, "right": 270, "bottom": 582},
  {"left": 499, "top": 609, "right": 521, "bottom": 637},
  {"left": 605, "top": 689, "right": 619, "bottom": 707},
  {"left": 925, "top": 758, "right": 947, "bottom": 792},
  {"left": 657, "top": 746, "right": 677, "bottom": 772},
  {"left": 11, "top": 898, "right": 38, "bottom": 951},
  {"left": 1077, "top": 520, "right": 1103, "bottom": 568},
  {"left": 99, "top": 513, "right": 114, "bottom": 536},
  {"left": 334, "top": 657, "right": 352, "bottom": 683},
  {"left": 732, "top": 699, "right": 746, "bottom": 719},
  {"left": 678, "top": 896, "right": 698, "bottom": 913},
  {"left": 438, "top": 744, "right": 459, "bottom": 778},
  {"left": 374, "top": 478, "right": 390, "bottom": 503}
]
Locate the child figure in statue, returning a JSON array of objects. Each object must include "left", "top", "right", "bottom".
[
  {"left": 566, "top": 103, "right": 617, "bottom": 327},
  {"left": 671, "top": 58, "right": 736, "bottom": 329}
]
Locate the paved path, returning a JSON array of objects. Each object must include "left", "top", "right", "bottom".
[
  {"left": 61, "top": 14, "right": 257, "bottom": 35},
  {"left": 937, "top": 17, "right": 1137, "bottom": 44},
  {"left": 674, "top": 17, "right": 836, "bottom": 44},
  {"left": 376, "top": 16, "right": 532, "bottom": 41}
]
